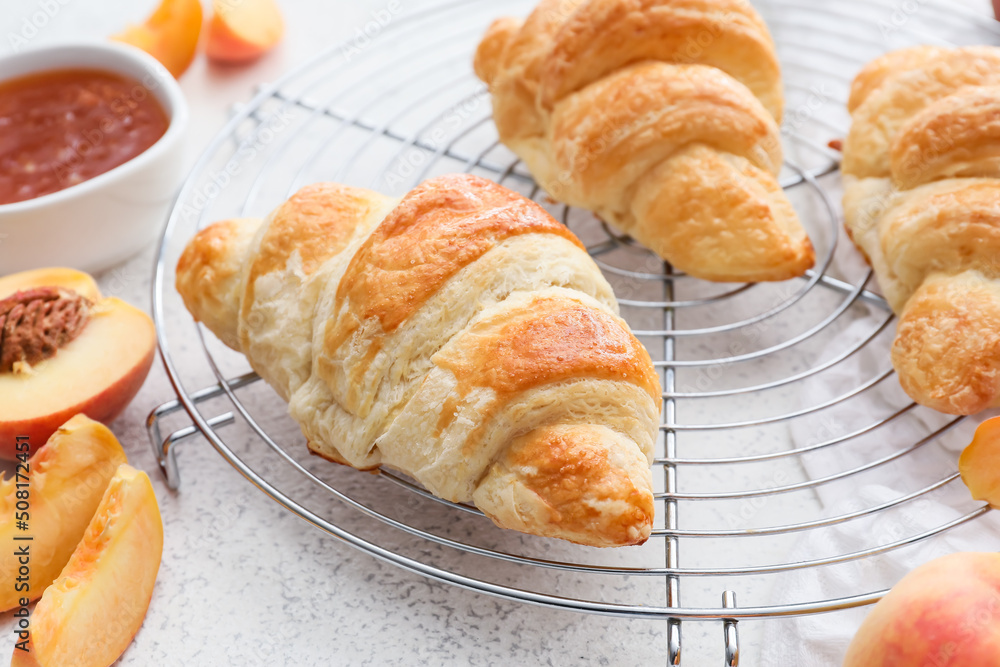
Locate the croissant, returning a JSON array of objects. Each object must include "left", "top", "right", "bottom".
[
  {"left": 473, "top": 0, "right": 814, "bottom": 283},
  {"left": 175, "top": 174, "right": 661, "bottom": 547},
  {"left": 842, "top": 46, "right": 1000, "bottom": 415}
]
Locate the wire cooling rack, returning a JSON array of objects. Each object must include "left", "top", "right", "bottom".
[{"left": 149, "top": 1, "right": 1000, "bottom": 664}]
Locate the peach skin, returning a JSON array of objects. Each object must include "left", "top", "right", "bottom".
[
  {"left": 10, "top": 464, "right": 163, "bottom": 667},
  {"left": 0, "top": 268, "right": 156, "bottom": 459},
  {"left": 960, "top": 416, "right": 1000, "bottom": 507},
  {"left": 0, "top": 415, "right": 127, "bottom": 612},
  {"left": 843, "top": 552, "right": 1000, "bottom": 666},
  {"left": 205, "top": 0, "right": 285, "bottom": 64},
  {"left": 112, "top": 0, "right": 204, "bottom": 78}
]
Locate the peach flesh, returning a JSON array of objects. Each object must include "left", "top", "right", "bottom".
[
  {"left": 960, "top": 416, "right": 1000, "bottom": 507},
  {"left": 206, "top": 0, "right": 284, "bottom": 64},
  {"left": 0, "top": 270, "right": 99, "bottom": 304},
  {"left": 0, "top": 269, "right": 155, "bottom": 459},
  {"left": 11, "top": 464, "right": 163, "bottom": 667},
  {"left": 112, "top": 0, "right": 203, "bottom": 78},
  {"left": 0, "top": 415, "right": 127, "bottom": 612}
]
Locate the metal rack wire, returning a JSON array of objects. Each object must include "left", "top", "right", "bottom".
[{"left": 148, "top": 1, "right": 1000, "bottom": 664}]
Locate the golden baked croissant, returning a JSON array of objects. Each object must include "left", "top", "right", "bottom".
[
  {"left": 842, "top": 46, "right": 1000, "bottom": 415},
  {"left": 473, "top": 0, "right": 815, "bottom": 282},
  {"left": 176, "top": 174, "right": 660, "bottom": 547}
]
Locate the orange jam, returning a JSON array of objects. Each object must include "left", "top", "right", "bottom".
[{"left": 0, "top": 68, "right": 169, "bottom": 205}]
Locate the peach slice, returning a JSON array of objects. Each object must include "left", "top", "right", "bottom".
[
  {"left": 0, "top": 415, "right": 127, "bottom": 612},
  {"left": 11, "top": 464, "right": 163, "bottom": 667},
  {"left": 843, "top": 552, "right": 1000, "bottom": 665},
  {"left": 112, "top": 0, "right": 204, "bottom": 78},
  {"left": 960, "top": 417, "right": 1000, "bottom": 506},
  {"left": 206, "top": 0, "right": 285, "bottom": 64},
  {"left": 0, "top": 268, "right": 156, "bottom": 459}
]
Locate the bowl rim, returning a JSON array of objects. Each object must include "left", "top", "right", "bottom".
[{"left": 0, "top": 40, "right": 190, "bottom": 215}]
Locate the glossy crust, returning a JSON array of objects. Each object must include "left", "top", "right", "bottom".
[
  {"left": 842, "top": 45, "right": 1000, "bottom": 415},
  {"left": 474, "top": 0, "right": 812, "bottom": 283},
  {"left": 176, "top": 174, "right": 660, "bottom": 547},
  {"left": 327, "top": 174, "right": 582, "bottom": 346},
  {"left": 631, "top": 143, "right": 810, "bottom": 282},
  {"left": 548, "top": 63, "right": 783, "bottom": 203},
  {"left": 475, "top": 424, "right": 655, "bottom": 547},
  {"left": 473, "top": 0, "right": 585, "bottom": 141},
  {"left": 537, "top": 0, "right": 783, "bottom": 120}
]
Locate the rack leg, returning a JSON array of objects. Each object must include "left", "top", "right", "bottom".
[
  {"left": 662, "top": 261, "right": 682, "bottom": 666},
  {"left": 145, "top": 374, "right": 258, "bottom": 489},
  {"left": 668, "top": 618, "right": 681, "bottom": 666},
  {"left": 146, "top": 401, "right": 234, "bottom": 490},
  {"left": 723, "top": 590, "right": 739, "bottom": 667}
]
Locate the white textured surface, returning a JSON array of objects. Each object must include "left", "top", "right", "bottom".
[{"left": 0, "top": 1, "right": 996, "bottom": 666}]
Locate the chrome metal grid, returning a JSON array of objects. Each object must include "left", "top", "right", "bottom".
[{"left": 149, "top": 1, "right": 1000, "bottom": 664}]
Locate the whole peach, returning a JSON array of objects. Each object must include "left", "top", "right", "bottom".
[{"left": 844, "top": 552, "right": 1000, "bottom": 666}]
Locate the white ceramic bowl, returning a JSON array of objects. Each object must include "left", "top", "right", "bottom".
[{"left": 0, "top": 41, "right": 188, "bottom": 275}]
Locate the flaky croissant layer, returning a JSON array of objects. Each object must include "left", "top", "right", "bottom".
[
  {"left": 176, "top": 174, "right": 660, "bottom": 547},
  {"left": 842, "top": 46, "right": 1000, "bottom": 415},
  {"left": 474, "top": 0, "right": 814, "bottom": 282}
]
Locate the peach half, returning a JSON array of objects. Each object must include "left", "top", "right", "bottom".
[
  {"left": 11, "top": 464, "right": 163, "bottom": 667},
  {"left": 206, "top": 0, "right": 285, "bottom": 64},
  {"left": 0, "top": 268, "right": 156, "bottom": 459},
  {"left": 0, "top": 269, "right": 100, "bottom": 304},
  {"left": 0, "top": 415, "right": 127, "bottom": 612},
  {"left": 843, "top": 552, "right": 1000, "bottom": 665},
  {"left": 113, "top": 0, "right": 204, "bottom": 78},
  {"left": 960, "top": 416, "right": 1000, "bottom": 506}
]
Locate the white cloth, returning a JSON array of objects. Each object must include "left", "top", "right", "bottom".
[
  {"left": 758, "top": 311, "right": 1000, "bottom": 665},
  {"left": 761, "top": 5, "right": 1000, "bottom": 654}
]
